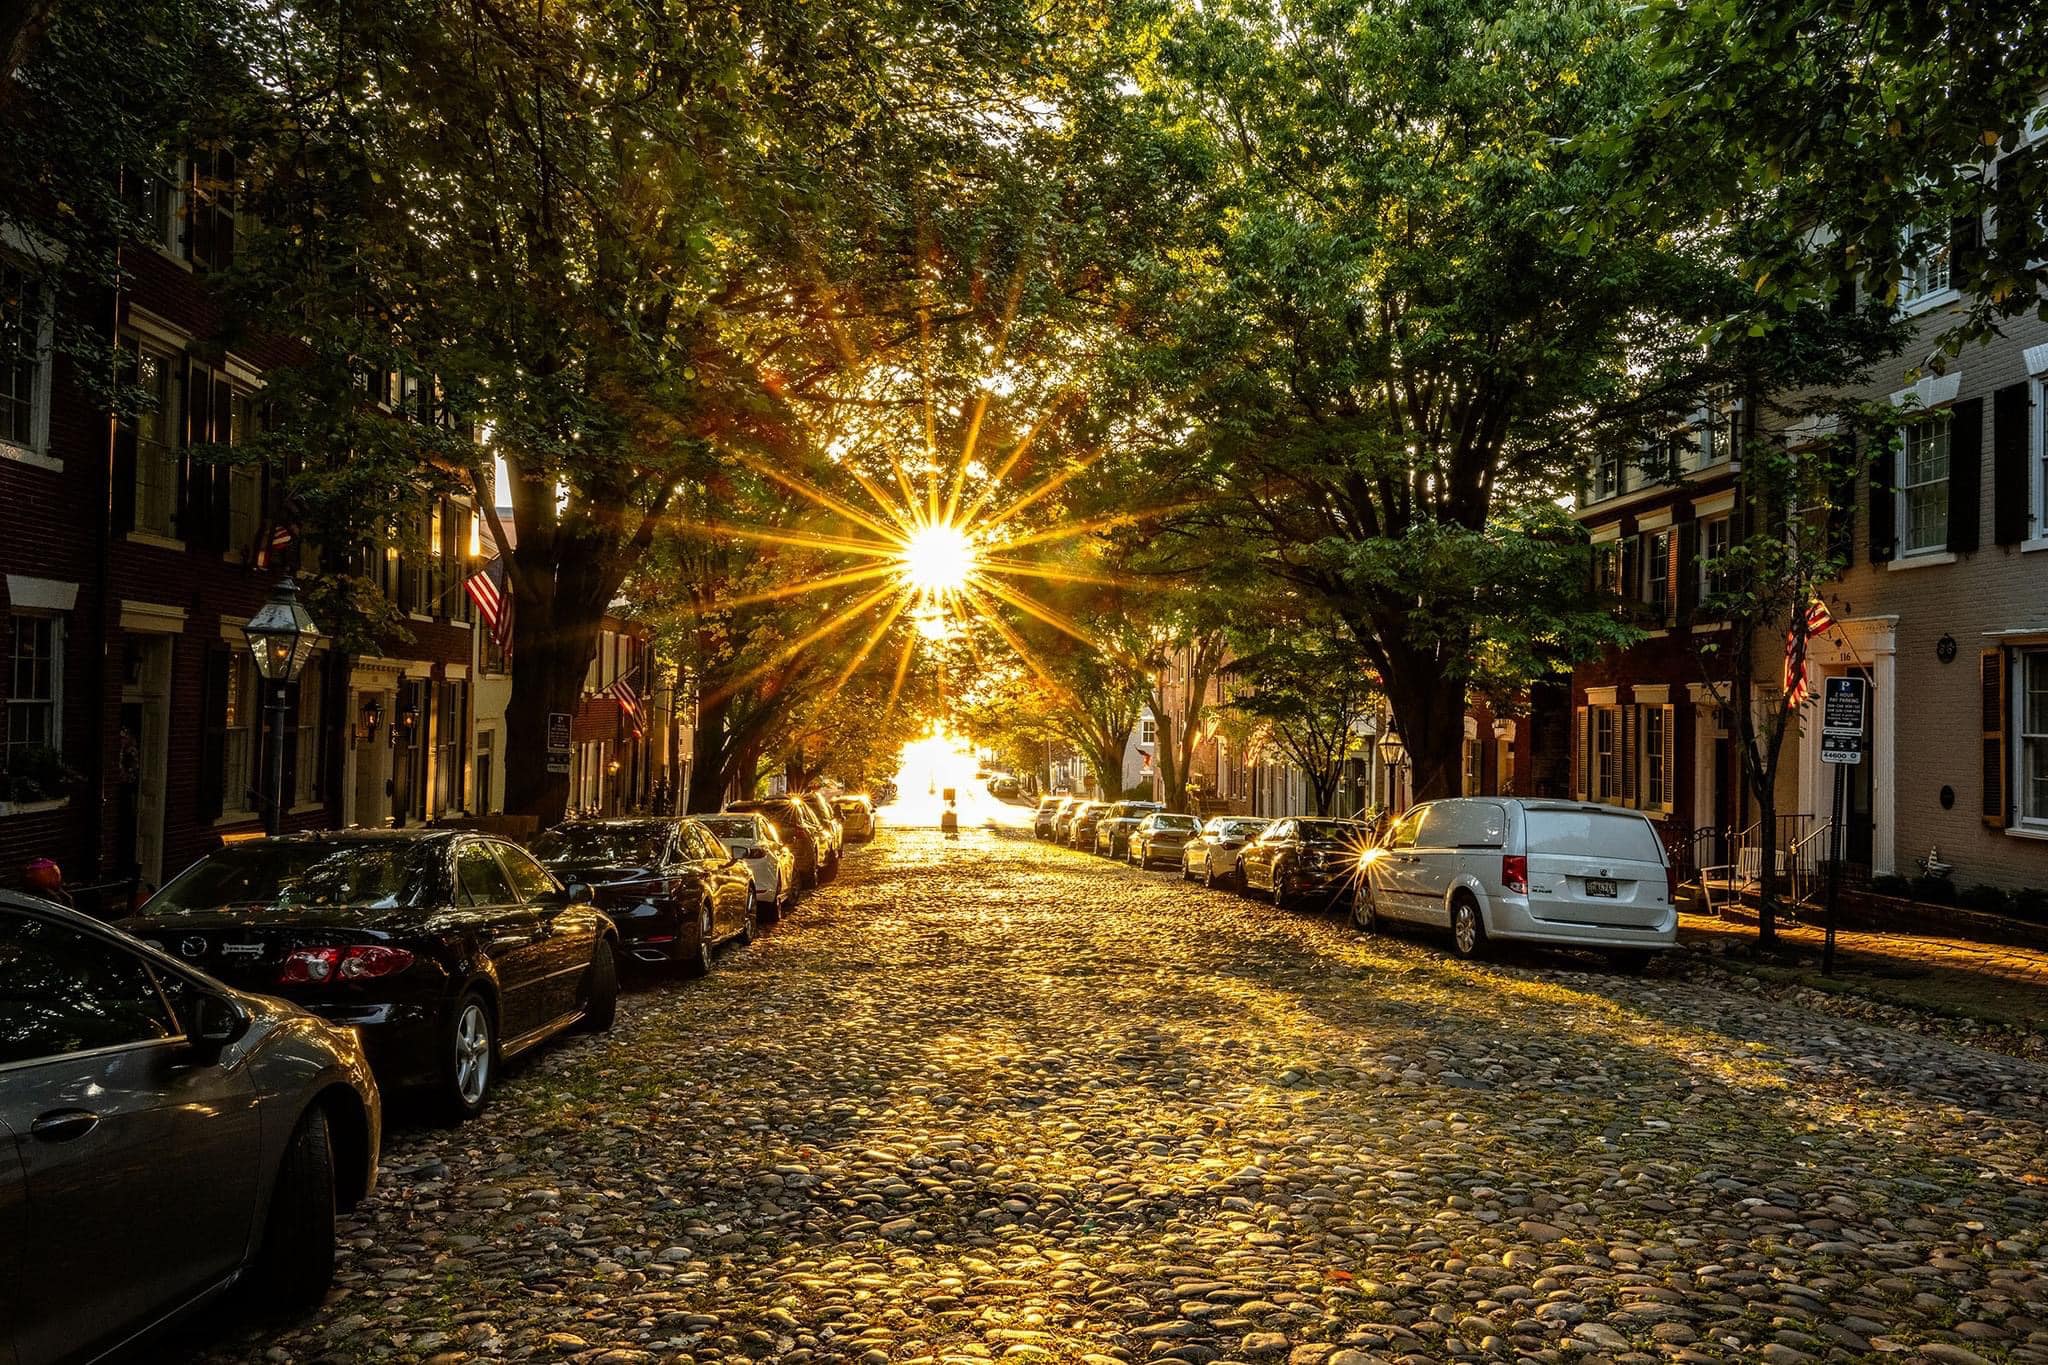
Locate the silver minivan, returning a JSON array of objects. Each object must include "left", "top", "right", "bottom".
[{"left": 1357, "top": 798, "right": 1676, "bottom": 968}]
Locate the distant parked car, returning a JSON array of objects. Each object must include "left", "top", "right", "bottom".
[
  {"left": 531, "top": 817, "right": 757, "bottom": 973},
  {"left": 1094, "top": 801, "right": 1164, "bottom": 857},
  {"left": 1128, "top": 811, "right": 1203, "bottom": 868},
  {"left": 834, "top": 794, "right": 877, "bottom": 842},
  {"left": 121, "top": 830, "right": 618, "bottom": 1120},
  {"left": 1239, "top": 818, "right": 1374, "bottom": 907},
  {"left": 726, "top": 798, "right": 825, "bottom": 887},
  {"left": 1046, "top": 797, "right": 1082, "bottom": 841},
  {"left": 798, "top": 791, "right": 846, "bottom": 874},
  {"left": 1067, "top": 800, "right": 1111, "bottom": 849},
  {"left": 1, "top": 889, "right": 381, "bottom": 1361},
  {"left": 700, "top": 813, "right": 799, "bottom": 919},
  {"left": 1358, "top": 798, "right": 1676, "bottom": 969},
  {"left": 1032, "top": 796, "right": 1065, "bottom": 838},
  {"left": 1181, "top": 816, "right": 1272, "bottom": 887}
]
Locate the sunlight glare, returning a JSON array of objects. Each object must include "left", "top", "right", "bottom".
[{"left": 900, "top": 521, "right": 977, "bottom": 598}]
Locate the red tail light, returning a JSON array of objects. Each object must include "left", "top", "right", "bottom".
[
  {"left": 278, "top": 944, "right": 415, "bottom": 985},
  {"left": 1501, "top": 854, "right": 1529, "bottom": 895}
]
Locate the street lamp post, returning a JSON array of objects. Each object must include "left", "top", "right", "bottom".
[
  {"left": 1375, "top": 724, "right": 1407, "bottom": 815},
  {"left": 245, "top": 577, "right": 319, "bottom": 837}
]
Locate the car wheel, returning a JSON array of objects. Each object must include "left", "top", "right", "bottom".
[
  {"left": 441, "top": 992, "right": 496, "bottom": 1121},
  {"left": 738, "top": 899, "right": 758, "bottom": 945},
  {"left": 578, "top": 937, "right": 619, "bottom": 1031},
  {"left": 1351, "top": 889, "right": 1378, "bottom": 933},
  {"left": 758, "top": 883, "right": 782, "bottom": 926},
  {"left": 685, "top": 904, "right": 715, "bottom": 977},
  {"left": 1451, "top": 898, "right": 1488, "bottom": 960},
  {"left": 1271, "top": 864, "right": 1291, "bottom": 907},
  {"left": 1201, "top": 859, "right": 1217, "bottom": 888},
  {"left": 251, "top": 1104, "right": 337, "bottom": 1309},
  {"left": 1607, "top": 948, "right": 1651, "bottom": 975}
]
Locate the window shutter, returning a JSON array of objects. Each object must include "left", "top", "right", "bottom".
[
  {"left": 1572, "top": 707, "right": 1587, "bottom": 800},
  {"left": 176, "top": 358, "right": 205, "bottom": 541},
  {"left": 1664, "top": 530, "right": 1681, "bottom": 626},
  {"left": 1950, "top": 210, "right": 1983, "bottom": 285},
  {"left": 1675, "top": 520, "right": 1699, "bottom": 616},
  {"left": 198, "top": 647, "right": 230, "bottom": 821},
  {"left": 1827, "top": 435, "right": 1857, "bottom": 564},
  {"left": 1982, "top": 649, "right": 2007, "bottom": 828},
  {"left": 1947, "top": 397, "right": 1983, "bottom": 554},
  {"left": 207, "top": 375, "right": 234, "bottom": 551},
  {"left": 215, "top": 150, "right": 236, "bottom": 271},
  {"left": 1619, "top": 706, "right": 1636, "bottom": 808},
  {"left": 1992, "top": 383, "right": 2031, "bottom": 546},
  {"left": 111, "top": 348, "right": 138, "bottom": 533},
  {"left": 1662, "top": 705, "right": 1677, "bottom": 812},
  {"left": 1867, "top": 443, "right": 1895, "bottom": 563}
]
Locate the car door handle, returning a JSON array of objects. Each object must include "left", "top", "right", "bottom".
[{"left": 29, "top": 1109, "right": 99, "bottom": 1143}]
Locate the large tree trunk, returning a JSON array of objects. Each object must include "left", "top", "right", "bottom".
[
  {"left": 1385, "top": 664, "right": 1467, "bottom": 803},
  {"left": 500, "top": 534, "right": 619, "bottom": 826},
  {"left": 688, "top": 693, "right": 732, "bottom": 813}
]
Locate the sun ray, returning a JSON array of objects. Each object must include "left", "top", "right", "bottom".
[
  {"left": 973, "top": 556, "right": 1161, "bottom": 590},
  {"left": 829, "top": 589, "right": 914, "bottom": 695},
  {"left": 984, "top": 500, "right": 1199, "bottom": 554},
  {"left": 956, "top": 583, "right": 1086, "bottom": 712},
  {"left": 885, "top": 630, "right": 919, "bottom": 710},
  {"left": 728, "top": 449, "right": 908, "bottom": 545},
  {"left": 685, "top": 562, "right": 901, "bottom": 613},
  {"left": 943, "top": 252, "right": 1034, "bottom": 525},
  {"left": 701, "top": 580, "right": 902, "bottom": 708},
  {"left": 974, "top": 447, "right": 1106, "bottom": 535},
  {"left": 967, "top": 570, "right": 1122, "bottom": 659},
  {"left": 957, "top": 391, "right": 1078, "bottom": 529},
  {"left": 683, "top": 521, "right": 903, "bottom": 562}
]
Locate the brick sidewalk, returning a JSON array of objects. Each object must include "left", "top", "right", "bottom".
[{"left": 1679, "top": 911, "right": 2048, "bottom": 1033}]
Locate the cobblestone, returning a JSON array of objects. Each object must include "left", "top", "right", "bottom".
[{"left": 181, "top": 826, "right": 2048, "bottom": 1364}]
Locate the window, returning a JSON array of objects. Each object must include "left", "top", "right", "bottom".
[
  {"left": 0, "top": 912, "right": 180, "bottom": 1065},
  {"left": 0, "top": 265, "right": 49, "bottom": 451},
  {"left": 182, "top": 145, "right": 237, "bottom": 272},
  {"left": 1593, "top": 540, "right": 1624, "bottom": 597},
  {"left": 495, "top": 843, "right": 555, "bottom": 902},
  {"left": 293, "top": 656, "right": 324, "bottom": 808},
  {"left": 130, "top": 344, "right": 181, "bottom": 536},
  {"left": 1644, "top": 529, "right": 1671, "bottom": 617},
  {"left": 1641, "top": 705, "right": 1673, "bottom": 812},
  {"left": 1699, "top": 514, "right": 1732, "bottom": 600},
  {"left": 455, "top": 842, "right": 515, "bottom": 906},
  {"left": 1462, "top": 737, "right": 1481, "bottom": 795},
  {"left": 220, "top": 655, "right": 258, "bottom": 817},
  {"left": 433, "top": 679, "right": 466, "bottom": 815},
  {"left": 1591, "top": 445, "right": 1622, "bottom": 501},
  {"left": 2020, "top": 650, "right": 2048, "bottom": 831},
  {"left": 5, "top": 613, "right": 61, "bottom": 767},
  {"left": 227, "top": 391, "right": 262, "bottom": 554},
  {"left": 1140, "top": 715, "right": 1156, "bottom": 746},
  {"left": 1899, "top": 222, "right": 1952, "bottom": 308},
  {"left": 1701, "top": 408, "right": 1738, "bottom": 468},
  {"left": 1899, "top": 414, "right": 1951, "bottom": 555},
  {"left": 1594, "top": 706, "right": 1620, "bottom": 801}
]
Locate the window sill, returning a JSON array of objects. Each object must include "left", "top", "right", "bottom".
[
  {"left": 1888, "top": 551, "right": 1956, "bottom": 572},
  {"left": 2022, "top": 537, "right": 2048, "bottom": 555},
  {"left": 0, "top": 797, "right": 70, "bottom": 818},
  {"left": 213, "top": 811, "right": 261, "bottom": 830},
  {"left": 1691, "top": 620, "right": 1731, "bottom": 634},
  {"left": 0, "top": 441, "right": 60, "bottom": 473},
  {"left": 408, "top": 612, "right": 434, "bottom": 623},
  {"left": 288, "top": 800, "right": 325, "bottom": 815},
  {"left": 2005, "top": 825, "right": 2048, "bottom": 843},
  {"left": 1898, "top": 287, "right": 1961, "bottom": 318},
  {"left": 125, "top": 529, "right": 186, "bottom": 552}
]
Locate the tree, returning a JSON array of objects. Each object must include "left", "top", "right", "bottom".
[
  {"left": 1619, "top": 0, "right": 2048, "bottom": 346},
  {"left": 1222, "top": 622, "right": 1381, "bottom": 817}
]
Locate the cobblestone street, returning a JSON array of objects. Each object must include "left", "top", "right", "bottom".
[{"left": 188, "top": 826, "right": 2048, "bottom": 1365}]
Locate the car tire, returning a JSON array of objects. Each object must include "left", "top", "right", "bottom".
[
  {"left": 1351, "top": 889, "right": 1378, "bottom": 933},
  {"left": 578, "top": 937, "right": 619, "bottom": 1031},
  {"left": 1271, "top": 864, "right": 1291, "bottom": 907},
  {"left": 757, "top": 884, "right": 781, "bottom": 927},
  {"left": 441, "top": 991, "right": 496, "bottom": 1122},
  {"left": 1201, "top": 859, "right": 1217, "bottom": 888},
  {"left": 252, "top": 1104, "right": 337, "bottom": 1309},
  {"left": 1450, "top": 898, "right": 1488, "bottom": 960},
  {"left": 1607, "top": 948, "right": 1651, "bottom": 975},
  {"left": 738, "top": 900, "right": 757, "bottom": 945},
  {"left": 685, "top": 904, "right": 715, "bottom": 977}
]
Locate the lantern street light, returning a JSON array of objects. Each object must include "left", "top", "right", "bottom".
[
  {"left": 244, "top": 577, "right": 319, "bottom": 836},
  {"left": 1375, "top": 722, "right": 1407, "bottom": 815}
]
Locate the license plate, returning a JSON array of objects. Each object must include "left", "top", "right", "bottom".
[
  {"left": 1584, "top": 878, "right": 1618, "bottom": 898},
  {"left": 220, "top": 942, "right": 267, "bottom": 958}
]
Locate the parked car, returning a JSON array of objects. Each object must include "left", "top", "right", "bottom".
[
  {"left": 834, "top": 794, "right": 877, "bottom": 842},
  {"left": 1094, "top": 801, "right": 1164, "bottom": 857},
  {"left": 1032, "top": 796, "right": 1065, "bottom": 839},
  {"left": 1067, "top": 800, "right": 1111, "bottom": 849},
  {"left": 1181, "top": 816, "right": 1273, "bottom": 886},
  {"left": 1240, "top": 817, "right": 1374, "bottom": 907},
  {"left": 121, "top": 830, "right": 618, "bottom": 1120},
  {"left": 0, "top": 889, "right": 381, "bottom": 1362},
  {"left": 798, "top": 791, "right": 846, "bottom": 875},
  {"left": 1358, "top": 798, "right": 1676, "bottom": 968},
  {"left": 726, "top": 798, "right": 826, "bottom": 887},
  {"left": 1128, "top": 811, "right": 1203, "bottom": 868},
  {"left": 531, "top": 817, "right": 758, "bottom": 973},
  {"left": 1050, "top": 797, "right": 1088, "bottom": 844},
  {"left": 700, "top": 812, "right": 799, "bottom": 919}
]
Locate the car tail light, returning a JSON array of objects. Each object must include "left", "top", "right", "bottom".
[
  {"left": 278, "top": 944, "right": 415, "bottom": 985},
  {"left": 1501, "top": 854, "right": 1529, "bottom": 895}
]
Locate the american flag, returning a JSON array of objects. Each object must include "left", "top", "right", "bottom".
[
  {"left": 464, "top": 556, "right": 513, "bottom": 654},
  {"left": 605, "top": 672, "right": 645, "bottom": 732},
  {"left": 1782, "top": 597, "right": 1837, "bottom": 709}
]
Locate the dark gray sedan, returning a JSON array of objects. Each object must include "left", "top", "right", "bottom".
[{"left": 0, "top": 889, "right": 380, "bottom": 1364}]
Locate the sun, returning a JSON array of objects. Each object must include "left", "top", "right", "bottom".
[{"left": 899, "top": 520, "right": 977, "bottom": 599}]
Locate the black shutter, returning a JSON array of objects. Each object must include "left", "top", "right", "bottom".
[
  {"left": 1950, "top": 210, "right": 1982, "bottom": 286},
  {"left": 1992, "top": 382, "right": 2032, "bottom": 546},
  {"left": 208, "top": 375, "right": 233, "bottom": 552},
  {"left": 198, "top": 646, "right": 230, "bottom": 821},
  {"left": 1947, "top": 397, "right": 1982, "bottom": 554},
  {"left": 1982, "top": 650, "right": 2007, "bottom": 828},
  {"left": 111, "top": 347, "right": 138, "bottom": 533},
  {"left": 1868, "top": 442, "right": 1895, "bottom": 563},
  {"left": 1827, "top": 435, "right": 1858, "bottom": 563},
  {"left": 175, "top": 358, "right": 204, "bottom": 541},
  {"left": 1675, "top": 519, "right": 1699, "bottom": 616}
]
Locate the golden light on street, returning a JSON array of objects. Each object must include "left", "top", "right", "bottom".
[{"left": 899, "top": 520, "right": 977, "bottom": 599}]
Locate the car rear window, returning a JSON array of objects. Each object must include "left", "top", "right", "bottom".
[
  {"left": 1525, "top": 809, "right": 1666, "bottom": 863},
  {"left": 700, "top": 817, "right": 762, "bottom": 840},
  {"left": 148, "top": 842, "right": 442, "bottom": 915},
  {"left": 1155, "top": 815, "right": 1200, "bottom": 830}
]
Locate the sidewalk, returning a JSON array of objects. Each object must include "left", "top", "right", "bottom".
[{"left": 1677, "top": 911, "right": 2048, "bottom": 1037}]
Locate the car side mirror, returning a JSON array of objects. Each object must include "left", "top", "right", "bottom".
[
  {"left": 186, "top": 990, "right": 251, "bottom": 1055},
  {"left": 562, "top": 881, "right": 595, "bottom": 906}
]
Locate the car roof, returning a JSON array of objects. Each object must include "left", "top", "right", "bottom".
[
  {"left": 233, "top": 828, "right": 462, "bottom": 846},
  {"left": 555, "top": 817, "right": 679, "bottom": 828}
]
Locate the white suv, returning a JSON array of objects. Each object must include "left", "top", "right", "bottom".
[{"left": 1358, "top": 798, "right": 1676, "bottom": 969}]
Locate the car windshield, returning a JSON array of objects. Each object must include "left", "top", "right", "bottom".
[
  {"left": 148, "top": 841, "right": 442, "bottom": 915},
  {"left": 834, "top": 799, "right": 868, "bottom": 814},
  {"left": 700, "top": 816, "right": 765, "bottom": 841},
  {"left": 1154, "top": 815, "right": 1200, "bottom": 831},
  {"left": 530, "top": 824, "right": 667, "bottom": 865},
  {"left": 1298, "top": 822, "right": 1368, "bottom": 846}
]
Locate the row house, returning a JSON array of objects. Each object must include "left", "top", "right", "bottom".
[
  {"left": 568, "top": 615, "right": 655, "bottom": 815},
  {"left": 1573, "top": 185, "right": 2048, "bottom": 895},
  {"left": 0, "top": 155, "right": 482, "bottom": 903}
]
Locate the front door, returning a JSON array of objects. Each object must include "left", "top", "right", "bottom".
[
  {"left": 0, "top": 909, "right": 260, "bottom": 1365},
  {"left": 1844, "top": 666, "right": 1876, "bottom": 868},
  {"left": 119, "top": 636, "right": 172, "bottom": 888}
]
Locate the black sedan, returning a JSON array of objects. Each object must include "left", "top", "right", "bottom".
[
  {"left": 726, "top": 798, "right": 825, "bottom": 887},
  {"left": 532, "top": 817, "right": 758, "bottom": 973},
  {"left": 1239, "top": 817, "right": 1374, "bottom": 907},
  {"left": 122, "top": 830, "right": 618, "bottom": 1120},
  {"left": 2, "top": 889, "right": 380, "bottom": 1361}
]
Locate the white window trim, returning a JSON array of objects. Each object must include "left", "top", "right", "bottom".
[
  {"left": 1896, "top": 221, "right": 1960, "bottom": 316},
  {"left": 2016, "top": 648, "right": 2048, "bottom": 835},
  {"left": 2028, "top": 372, "right": 2048, "bottom": 555},
  {"left": 5, "top": 611, "right": 64, "bottom": 756},
  {"left": 0, "top": 260, "right": 56, "bottom": 464},
  {"left": 1895, "top": 413, "right": 1953, "bottom": 560},
  {"left": 1887, "top": 550, "right": 1957, "bottom": 573}
]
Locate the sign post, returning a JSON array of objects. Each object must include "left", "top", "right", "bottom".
[
  {"left": 1817, "top": 675, "right": 1867, "bottom": 975},
  {"left": 546, "top": 711, "right": 573, "bottom": 776}
]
